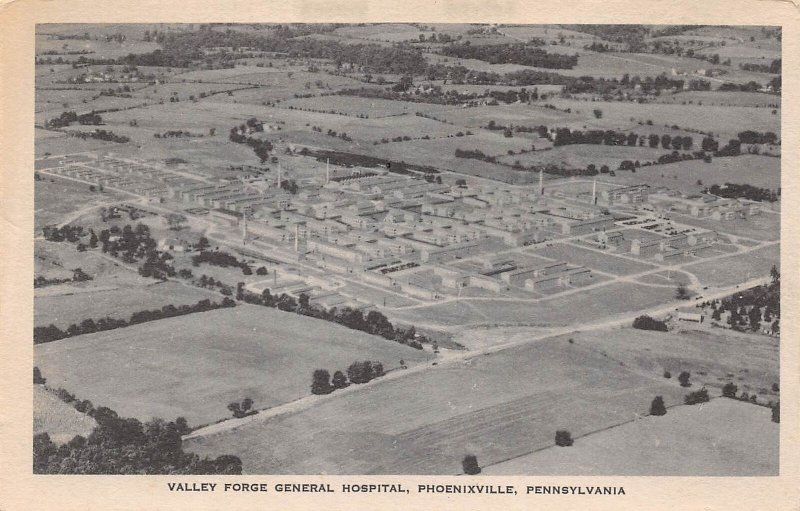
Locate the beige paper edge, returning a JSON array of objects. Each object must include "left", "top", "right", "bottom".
[{"left": 1, "top": 1, "right": 798, "bottom": 509}]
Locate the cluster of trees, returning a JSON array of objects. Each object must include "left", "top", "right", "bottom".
[
  {"left": 706, "top": 183, "right": 778, "bottom": 203},
  {"left": 736, "top": 130, "right": 779, "bottom": 145},
  {"left": 632, "top": 315, "right": 668, "bottom": 332},
  {"left": 68, "top": 129, "right": 130, "bottom": 144},
  {"left": 192, "top": 250, "right": 252, "bottom": 273},
  {"left": 42, "top": 224, "right": 84, "bottom": 242},
  {"left": 33, "top": 298, "right": 235, "bottom": 344},
  {"left": 338, "top": 85, "right": 542, "bottom": 107},
  {"left": 739, "top": 59, "right": 781, "bottom": 74},
  {"left": 34, "top": 405, "right": 241, "bottom": 474},
  {"left": 45, "top": 110, "right": 103, "bottom": 128},
  {"left": 154, "top": 130, "right": 205, "bottom": 139},
  {"left": 228, "top": 119, "right": 273, "bottom": 163},
  {"left": 235, "top": 285, "right": 425, "bottom": 350},
  {"left": 454, "top": 148, "right": 497, "bottom": 163},
  {"left": 710, "top": 269, "right": 780, "bottom": 333},
  {"left": 439, "top": 43, "right": 579, "bottom": 70},
  {"left": 34, "top": 268, "right": 92, "bottom": 288},
  {"left": 227, "top": 398, "right": 256, "bottom": 418},
  {"left": 311, "top": 361, "right": 385, "bottom": 395}
]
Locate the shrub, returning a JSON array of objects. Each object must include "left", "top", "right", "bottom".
[
  {"left": 678, "top": 371, "right": 691, "bottom": 387},
  {"left": 772, "top": 402, "right": 780, "bottom": 423},
  {"left": 633, "top": 315, "right": 668, "bottom": 332},
  {"left": 684, "top": 387, "right": 709, "bottom": 405},
  {"left": 34, "top": 366, "right": 46, "bottom": 385},
  {"left": 663, "top": 370, "right": 671, "bottom": 379},
  {"left": 649, "top": 396, "right": 667, "bottom": 416},
  {"left": 462, "top": 454, "right": 481, "bottom": 475},
  {"left": 771, "top": 383, "right": 779, "bottom": 392},
  {"left": 555, "top": 430, "right": 574, "bottom": 447},
  {"left": 311, "top": 369, "right": 334, "bottom": 395},
  {"left": 722, "top": 382, "right": 738, "bottom": 398}
]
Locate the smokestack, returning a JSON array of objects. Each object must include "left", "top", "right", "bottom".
[
  {"left": 539, "top": 169, "right": 544, "bottom": 195},
  {"left": 592, "top": 178, "right": 597, "bottom": 205}
]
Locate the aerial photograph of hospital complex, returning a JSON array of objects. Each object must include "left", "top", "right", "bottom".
[{"left": 32, "top": 23, "right": 780, "bottom": 476}]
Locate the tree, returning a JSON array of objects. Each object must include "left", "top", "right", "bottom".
[
  {"left": 462, "top": 454, "right": 481, "bottom": 475},
  {"left": 772, "top": 401, "right": 780, "bottom": 423},
  {"left": 311, "top": 369, "right": 333, "bottom": 395},
  {"left": 196, "top": 236, "right": 210, "bottom": 251},
  {"left": 684, "top": 387, "right": 709, "bottom": 405},
  {"left": 678, "top": 371, "right": 691, "bottom": 387},
  {"left": 34, "top": 366, "right": 46, "bottom": 384},
  {"left": 593, "top": 109, "right": 603, "bottom": 119},
  {"left": 332, "top": 370, "right": 348, "bottom": 389},
  {"left": 675, "top": 284, "right": 690, "bottom": 300},
  {"left": 649, "top": 396, "right": 667, "bottom": 416},
  {"left": 722, "top": 382, "right": 738, "bottom": 398},
  {"left": 555, "top": 430, "right": 574, "bottom": 447},
  {"left": 227, "top": 401, "right": 242, "bottom": 418}
]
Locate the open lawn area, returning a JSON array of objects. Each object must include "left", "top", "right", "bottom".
[
  {"left": 528, "top": 243, "right": 658, "bottom": 275},
  {"left": 34, "top": 305, "right": 433, "bottom": 426},
  {"left": 184, "top": 335, "right": 689, "bottom": 474},
  {"left": 34, "top": 175, "right": 131, "bottom": 233},
  {"left": 684, "top": 243, "right": 779, "bottom": 287},
  {"left": 485, "top": 398, "right": 777, "bottom": 475}
]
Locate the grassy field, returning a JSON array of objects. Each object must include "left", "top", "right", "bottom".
[
  {"left": 484, "top": 398, "right": 777, "bottom": 475},
  {"left": 500, "top": 144, "right": 668, "bottom": 171},
  {"left": 546, "top": 98, "right": 780, "bottom": 139},
  {"left": 184, "top": 335, "right": 689, "bottom": 474},
  {"left": 34, "top": 176, "right": 130, "bottom": 233},
  {"left": 388, "top": 282, "right": 675, "bottom": 329},
  {"left": 608, "top": 155, "right": 781, "bottom": 195},
  {"left": 683, "top": 243, "right": 780, "bottom": 287},
  {"left": 35, "top": 280, "right": 220, "bottom": 329},
  {"left": 34, "top": 305, "right": 433, "bottom": 426},
  {"left": 529, "top": 243, "right": 658, "bottom": 275},
  {"left": 34, "top": 385, "right": 97, "bottom": 444}
]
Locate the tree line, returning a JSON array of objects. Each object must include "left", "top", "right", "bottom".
[
  {"left": 235, "top": 284, "right": 425, "bottom": 350},
  {"left": 439, "top": 43, "right": 579, "bottom": 70},
  {"left": 45, "top": 110, "right": 103, "bottom": 129},
  {"left": 311, "top": 360, "right": 386, "bottom": 395}
]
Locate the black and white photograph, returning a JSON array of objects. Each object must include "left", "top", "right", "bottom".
[{"left": 30, "top": 22, "right": 782, "bottom": 477}]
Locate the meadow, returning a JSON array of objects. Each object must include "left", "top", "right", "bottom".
[
  {"left": 34, "top": 305, "right": 433, "bottom": 426},
  {"left": 485, "top": 398, "right": 777, "bottom": 476},
  {"left": 683, "top": 243, "right": 780, "bottom": 287}
]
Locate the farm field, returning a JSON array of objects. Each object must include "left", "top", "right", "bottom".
[
  {"left": 34, "top": 385, "right": 97, "bottom": 444},
  {"left": 485, "top": 398, "right": 777, "bottom": 476},
  {"left": 34, "top": 280, "right": 220, "bottom": 329},
  {"left": 546, "top": 98, "right": 780, "bottom": 139},
  {"left": 499, "top": 144, "right": 669, "bottom": 170},
  {"left": 34, "top": 305, "right": 433, "bottom": 426},
  {"left": 183, "top": 335, "right": 689, "bottom": 474},
  {"left": 281, "top": 95, "right": 454, "bottom": 118},
  {"left": 608, "top": 154, "right": 781, "bottom": 194},
  {"left": 683, "top": 243, "right": 780, "bottom": 287}
]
